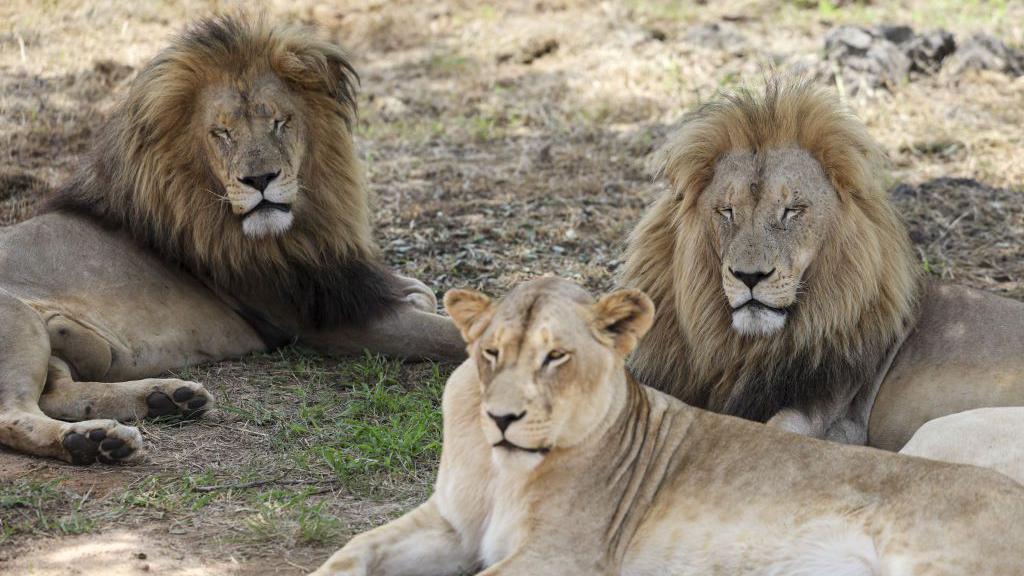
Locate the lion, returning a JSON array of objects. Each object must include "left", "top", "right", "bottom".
[
  {"left": 620, "top": 80, "right": 1024, "bottom": 450},
  {"left": 311, "top": 277, "right": 1024, "bottom": 576},
  {"left": 0, "top": 15, "right": 465, "bottom": 465}
]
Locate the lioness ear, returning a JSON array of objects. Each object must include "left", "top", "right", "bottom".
[
  {"left": 444, "top": 289, "right": 494, "bottom": 343},
  {"left": 592, "top": 289, "right": 655, "bottom": 356}
]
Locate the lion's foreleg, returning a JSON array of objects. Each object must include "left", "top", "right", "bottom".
[
  {"left": 303, "top": 305, "right": 466, "bottom": 362},
  {"left": 39, "top": 357, "right": 213, "bottom": 422},
  {"left": 310, "top": 497, "right": 473, "bottom": 576}
]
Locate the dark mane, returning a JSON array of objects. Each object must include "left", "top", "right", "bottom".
[{"left": 45, "top": 14, "right": 399, "bottom": 336}]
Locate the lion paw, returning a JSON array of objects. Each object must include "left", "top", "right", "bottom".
[
  {"left": 62, "top": 420, "right": 144, "bottom": 465},
  {"left": 395, "top": 274, "right": 438, "bottom": 313},
  {"left": 145, "top": 379, "right": 213, "bottom": 419}
]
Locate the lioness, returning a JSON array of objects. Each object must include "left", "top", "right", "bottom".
[
  {"left": 0, "top": 16, "right": 463, "bottom": 465},
  {"left": 899, "top": 407, "right": 1024, "bottom": 484},
  {"left": 622, "top": 80, "right": 1024, "bottom": 449},
  {"left": 312, "top": 277, "right": 1024, "bottom": 576}
]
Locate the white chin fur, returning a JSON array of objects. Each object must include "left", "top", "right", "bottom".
[
  {"left": 732, "top": 306, "right": 787, "bottom": 336},
  {"left": 242, "top": 209, "right": 293, "bottom": 238}
]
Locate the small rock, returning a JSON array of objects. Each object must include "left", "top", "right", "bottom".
[
  {"left": 683, "top": 22, "right": 746, "bottom": 51},
  {"left": 904, "top": 30, "right": 956, "bottom": 74},
  {"left": 824, "top": 25, "right": 910, "bottom": 91},
  {"left": 518, "top": 37, "right": 558, "bottom": 65},
  {"left": 945, "top": 33, "right": 1024, "bottom": 77}
]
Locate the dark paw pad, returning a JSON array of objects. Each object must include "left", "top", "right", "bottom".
[
  {"left": 63, "top": 429, "right": 137, "bottom": 465},
  {"left": 146, "top": 391, "right": 178, "bottom": 417},
  {"left": 63, "top": 432, "right": 99, "bottom": 465},
  {"left": 172, "top": 387, "right": 195, "bottom": 403}
]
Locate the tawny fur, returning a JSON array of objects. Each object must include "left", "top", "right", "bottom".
[
  {"left": 49, "top": 15, "right": 396, "bottom": 330},
  {"left": 311, "top": 278, "right": 1024, "bottom": 576},
  {"left": 0, "top": 15, "right": 462, "bottom": 465},
  {"left": 621, "top": 81, "right": 919, "bottom": 426}
]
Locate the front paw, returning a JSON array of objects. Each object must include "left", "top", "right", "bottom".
[
  {"left": 395, "top": 274, "right": 438, "bottom": 313},
  {"left": 62, "top": 420, "right": 145, "bottom": 465},
  {"left": 145, "top": 379, "right": 213, "bottom": 419}
]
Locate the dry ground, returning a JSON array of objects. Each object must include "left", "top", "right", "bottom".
[{"left": 1, "top": 1, "right": 1023, "bottom": 574}]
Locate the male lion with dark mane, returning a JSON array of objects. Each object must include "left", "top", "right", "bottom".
[
  {"left": 622, "top": 81, "right": 1024, "bottom": 450},
  {"left": 0, "top": 15, "right": 463, "bottom": 465}
]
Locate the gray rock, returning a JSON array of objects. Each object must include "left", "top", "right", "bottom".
[
  {"left": 904, "top": 30, "right": 956, "bottom": 74},
  {"left": 945, "top": 33, "right": 1024, "bottom": 77},
  {"left": 683, "top": 22, "right": 746, "bottom": 51},
  {"left": 824, "top": 25, "right": 910, "bottom": 91}
]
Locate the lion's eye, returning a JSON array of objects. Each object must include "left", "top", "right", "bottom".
[
  {"left": 272, "top": 117, "right": 289, "bottom": 133},
  {"left": 543, "top": 350, "right": 569, "bottom": 367},
  {"left": 782, "top": 206, "right": 805, "bottom": 222},
  {"left": 210, "top": 128, "right": 231, "bottom": 142},
  {"left": 717, "top": 207, "right": 733, "bottom": 222}
]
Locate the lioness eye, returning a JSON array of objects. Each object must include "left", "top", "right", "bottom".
[
  {"left": 717, "top": 207, "right": 733, "bottom": 222},
  {"left": 543, "top": 350, "right": 567, "bottom": 366},
  {"left": 483, "top": 348, "right": 499, "bottom": 362}
]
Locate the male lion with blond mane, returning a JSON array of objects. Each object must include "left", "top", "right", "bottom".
[
  {"left": 621, "top": 81, "right": 1024, "bottom": 450},
  {"left": 311, "top": 277, "right": 1024, "bottom": 576},
  {"left": 0, "top": 16, "right": 463, "bottom": 465}
]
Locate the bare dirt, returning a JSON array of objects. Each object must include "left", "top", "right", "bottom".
[{"left": 1, "top": 1, "right": 1022, "bottom": 574}]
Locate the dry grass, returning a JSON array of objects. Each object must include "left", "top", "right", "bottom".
[{"left": 1, "top": 1, "right": 1023, "bottom": 574}]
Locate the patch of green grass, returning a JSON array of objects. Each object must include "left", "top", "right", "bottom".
[
  {"left": 0, "top": 479, "right": 98, "bottom": 543},
  {"left": 317, "top": 354, "right": 446, "bottom": 488}
]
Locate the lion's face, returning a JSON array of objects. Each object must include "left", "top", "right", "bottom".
[
  {"left": 200, "top": 76, "right": 306, "bottom": 239},
  {"left": 444, "top": 279, "right": 653, "bottom": 461},
  {"left": 700, "top": 148, "right": 838, "bottom": 337}
]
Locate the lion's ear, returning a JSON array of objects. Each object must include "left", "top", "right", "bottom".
[
  {"left": 592, "top": 289, "right": 655, "bottom": 356},
  {"left": 444, "top": 289, "right": 494, "bottom": 343},
  {"left": 277, "top": 39, "right": 359, "bottom": 126}
]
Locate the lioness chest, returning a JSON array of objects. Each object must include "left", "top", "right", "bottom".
[{"left": 479, "top": 454, "right": 536, "bottom": 567}]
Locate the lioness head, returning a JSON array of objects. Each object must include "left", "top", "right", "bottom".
[
  {"left": 202, "top": 75, "right": 306, "bottom": 238},
  {"left": 444, "top": 278, "right": 654, "bottom": 458},
  {"left": 703, "top": 148, "right": 837, "bottom": 336}
]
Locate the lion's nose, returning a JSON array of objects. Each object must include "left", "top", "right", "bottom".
[
  {"left": 487, "top": 410, "right": 526, "bottom": 433},
  {"left": 730, "top": 268, "right": 775, "bottom": 289},
  {"left": 238, "top": 171, "right": 280, "bottom": 192}
]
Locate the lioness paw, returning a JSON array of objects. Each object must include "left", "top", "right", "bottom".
[
  {"left": 62, "top": 420, "right": 144, "bottom": 465},
  {"left": 145, "top": 379, "right": 213, "bottom": 419}
]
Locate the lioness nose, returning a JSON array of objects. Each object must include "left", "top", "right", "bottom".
[
  {"left": 730, "top": 268, "right": 775, "bottom": 289},
  {"left": 487, "top": 410, "right": 526, "bottom": 433},
  {"left": 238, "top": 171, "right": 280, "bottom": 192}
]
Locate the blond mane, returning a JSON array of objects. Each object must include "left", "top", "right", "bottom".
[
  {"left": 48, "top": 15, "right": 400, "bottom": 332},
  {"left": 622, "top": 81, "right": 920, "bottom": 420}
]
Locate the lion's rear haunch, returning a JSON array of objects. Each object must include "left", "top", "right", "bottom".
[
  {"left": 44, "top": 15, "right": 403, "bottom": 333},
  {"left": 621, "top": 80, "right": 920, "bottom": 424}
]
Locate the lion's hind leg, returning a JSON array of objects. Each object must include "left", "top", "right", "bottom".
[
  {"left": 0, "top": 294, "right": 143, "bottom": 464},
  {"left": 39, "top": 357, "right": 213, "bottom": 422}
]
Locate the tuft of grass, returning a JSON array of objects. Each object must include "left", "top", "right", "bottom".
[
  {"left": 240, "top": 490, "right": 345, "bottom": 546},
  {"left": 317, "top": 354, "right": 446, "bottom": 490},
  {"left": 0, "top": 480, "right": 97, "bottom": 543}
]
